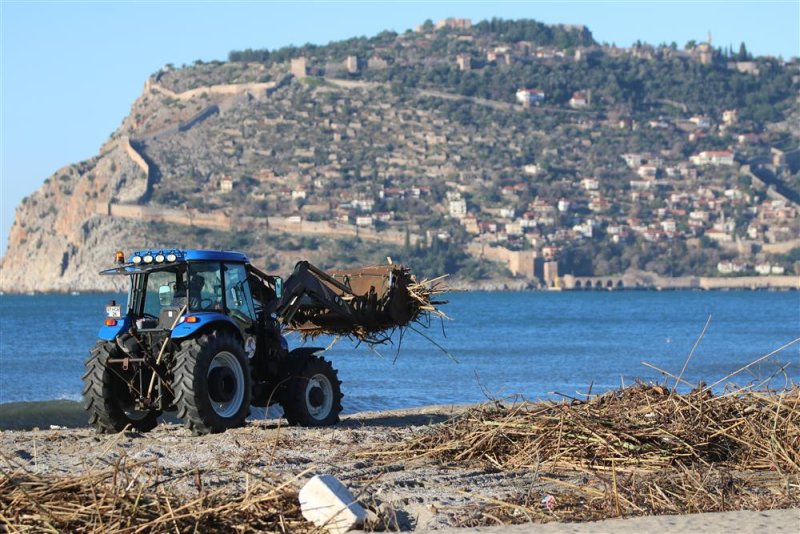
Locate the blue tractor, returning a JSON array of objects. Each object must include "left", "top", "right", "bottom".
[{"left": 84, "top": 249, "right": 423, "bottom": 434}]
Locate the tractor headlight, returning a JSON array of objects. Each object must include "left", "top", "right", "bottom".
[
  {"left": 132, "top": 255, "right": 143, "bottom": 265},
  {"left": 143, "top": 255, "right": 154, "bottom": 264},
  {"left": 155, "top": 254, "right": 165, "bottom": 263},
  {"left": 166, "top": 253, "right": 177, "bottom": 262}
]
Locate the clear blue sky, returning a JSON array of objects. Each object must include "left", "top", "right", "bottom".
[{"left": 2, "top": 1, "right": 798, "bottom": 256}]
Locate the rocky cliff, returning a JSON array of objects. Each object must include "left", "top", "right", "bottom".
[
  {"left": 0, "top": 64, "right": 285, "bottom": 293},
  {"left": 0, "top": 70, "right": 367, "bottom": 292},
  {"left": 0, "top": 130, "right": 153, "bottom": 293}
]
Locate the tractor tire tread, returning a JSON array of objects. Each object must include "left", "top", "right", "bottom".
[
  {"left": 282, "top": 355, "right": 343, "bottom": 427},
  {"left": 173, "top": 332, "right": 250, "bottom": 435},
  {"left": 82, "top": 341, "right": 159, "bottom": 433}
]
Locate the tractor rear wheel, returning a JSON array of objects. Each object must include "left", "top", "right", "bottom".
[
  {"left": 82, "top": 341, "right": 160, "bottom": 433},
  {"left": 173, "top": 332, "right": 251, "bottom": 435},
  {"left": 283, "top": 355, "right": 343, "bottom": 427}
]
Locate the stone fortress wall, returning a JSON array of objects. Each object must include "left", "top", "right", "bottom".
[
  {"left": 121, "top": 136, "right": 150, "bottom": 176},
  {"left": 95, "top": 200, "right": 419, "bottom": 247},
  {"left": 144, "top": 78, "right": 282, "bottom": 102}
]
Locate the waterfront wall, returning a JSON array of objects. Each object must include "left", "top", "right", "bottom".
[
  {"left": 561, "top": 272, "right": 799, "bottom": 290},
  {"left": 467, "top": 242, "right": 536, "bottom": 279}
]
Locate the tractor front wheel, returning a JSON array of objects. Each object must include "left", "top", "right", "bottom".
[
  {"left": 173, "top": 332, "right": 251, "bottom": 434},
  {"left": 83, "top": 341, "right": 160, "bottom": 433},
  {"left": 283, "top": 355, "right": 343, "bottom": 427}
]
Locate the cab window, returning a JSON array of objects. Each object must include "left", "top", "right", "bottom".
[
  {"left": 224, "top": 263, "right": 256, "bottom": 325},
  {"left": 188, "top": 263, "right": 223, "bottom": 311},
  {"left": 142, "top": 268, "right": 185, "bottom": 317}
]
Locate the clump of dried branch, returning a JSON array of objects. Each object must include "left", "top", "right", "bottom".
[
  {"left": 373, "top": 383, "right": 799, "bottom": 524},
  {"left": 289, "top": 264, "right": 449, "bottom": 345},
  {"left": 406, "top": 274, "right": 449, "bottom": 322},
  {"left": 0, "top": 458, "right": 309, "bottom": 533}
]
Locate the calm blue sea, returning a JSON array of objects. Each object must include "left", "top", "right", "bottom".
[{"left": 0, "top": 291, "right": 798, "bottom": 426}]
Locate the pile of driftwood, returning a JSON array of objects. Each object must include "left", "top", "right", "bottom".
[
  {"left": 0, "top": 458, "right": 308, "bottom": 533},
  {"left": 380, "top": 383, "right": 799, "bottom": 525}
]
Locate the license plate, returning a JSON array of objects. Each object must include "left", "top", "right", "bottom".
[{"left": 106, "top": 305, "right": 122, "bottom": 318}]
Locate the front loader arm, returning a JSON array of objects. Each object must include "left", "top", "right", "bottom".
[
  {"left": 274, "top": 261, "right": 359, "bottom": 326},
  {"left": 248, "top": 260, "right": 442, "bottom": 341}
]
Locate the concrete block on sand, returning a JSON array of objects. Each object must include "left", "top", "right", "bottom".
[{"left": 299, "top": 474, "right": 366, "bottom": 533}]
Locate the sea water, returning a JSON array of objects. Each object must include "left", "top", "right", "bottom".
[{"left": 0, "top": 291, "right": 798, "bottom": 426}]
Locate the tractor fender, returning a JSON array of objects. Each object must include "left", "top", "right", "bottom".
[
  {"left": 98, "top": 317, "right": 131, "bottom": 341},
  {"left": 170, "top": 312, "right": 242, "bottom": 342},
  {"left": 285, "top": 346, "right": 325, "bottom": 372}
]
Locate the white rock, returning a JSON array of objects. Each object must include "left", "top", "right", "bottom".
[{"left": 299, "top": 474, "right": 366, "bottom": 534}]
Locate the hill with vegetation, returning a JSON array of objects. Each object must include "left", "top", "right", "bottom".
[{"left": 1, "top": 18, "right": 798, "bottom": 292}]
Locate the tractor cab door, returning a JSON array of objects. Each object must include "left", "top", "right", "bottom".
[
  {"left": 222, "top": 262, "right": 261, "bottom": 363},
  {"left": 223, "top": 263, "right": 257, "bottom": 330},
  {"left": 243, "top": 265, "right": 287, "bottom": 383}
]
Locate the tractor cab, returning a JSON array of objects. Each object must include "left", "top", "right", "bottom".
[{"left": 100, "top": 249, "right": 282, "bottom": 342}]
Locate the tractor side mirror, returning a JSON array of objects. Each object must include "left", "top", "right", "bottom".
[
  {"left": 274, "top": 277, "right": 283, "bottom": 299},
  {"left": 158, "top": 284, "right": 173, "bottom": 306}
]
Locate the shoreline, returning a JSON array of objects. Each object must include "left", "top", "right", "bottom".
[
  {"left": 0, "top": 400, "right": 475, "bottom": 431},
  {"left": 2, "top": 281, "right": 798, "bottom": 296}
]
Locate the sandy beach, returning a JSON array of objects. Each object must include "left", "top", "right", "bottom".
[{"left": 2, "top": 401, "right": 798, "bottom": 532}]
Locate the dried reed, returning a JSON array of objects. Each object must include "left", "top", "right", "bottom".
[
  {"left": 459, "top": 466, "right": 798, "bottom": 526},
  {"left": 370, "top": 383, "right": 799, "bottom": 525},
  {"left": 394, "top": 385, "right": 800, "bottom": 472},
  {"left": 0, "top": 457, "right": 310, "bottom": 533}
]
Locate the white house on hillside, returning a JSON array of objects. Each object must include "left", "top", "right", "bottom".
[
  {"left": 691, "top": 150, "right": 734, "bottom": 166},
  {"left": 516, "top": 89, "right": 546, "bottom": 106},
  {"left": 569, "top": 91, "right": 589, "bottom": 108}
]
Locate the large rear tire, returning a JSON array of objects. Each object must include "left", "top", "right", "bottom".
[
  {"left": 173, "top": 332, "right": 251, "bottom": 435},
  {"left": 82, "top": 341, "right": 160, "bottom": 433},
  {"left": 283, "top": 355, "right": 343, "bottom": 427}
]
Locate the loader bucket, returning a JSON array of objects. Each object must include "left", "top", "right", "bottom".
[
  {"left": 283, "top": 262, "right": 447, "bottom": 341},
  {"left": 327, "top": 265, "right": 415, "bottom": 327}
]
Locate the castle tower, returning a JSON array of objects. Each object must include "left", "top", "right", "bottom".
[{"left": 290, "top": 57, "right": 308, "bottom": 78}]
